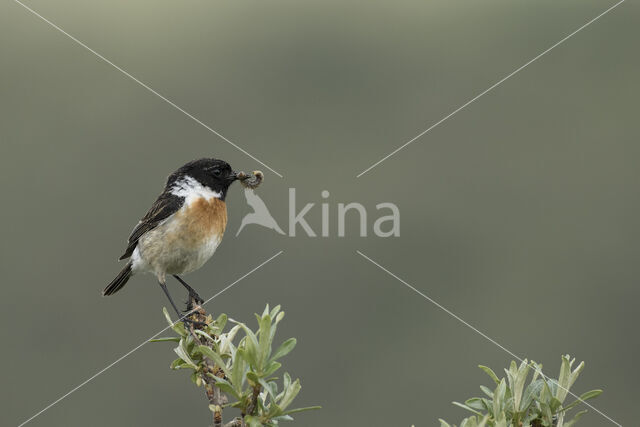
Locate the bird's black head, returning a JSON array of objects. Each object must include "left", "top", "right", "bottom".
[{"left": 168, "top": 158, "right": 239, "bottom": 200}]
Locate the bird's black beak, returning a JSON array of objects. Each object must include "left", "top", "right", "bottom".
[{"left": 233, "top": 171, "right": 248, "bottom": 182}]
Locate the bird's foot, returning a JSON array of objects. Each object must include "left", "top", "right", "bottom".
[
  {"left": 189, "top": 291, "right": 204, "bottom": 305},
  {"left": 181, "top": 317, "right": 208, "bottom": 328}
]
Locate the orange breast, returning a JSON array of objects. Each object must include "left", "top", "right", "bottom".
[{"left": 176, "top": 197, "right": 227, "bottom": 245}]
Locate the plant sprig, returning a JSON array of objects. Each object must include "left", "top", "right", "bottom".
[
  {"left": 439, "top": 355, "right": 602, "bottom": 427},
  {"left": 152, "top": 304, "right": 320, "bottom": 426}
]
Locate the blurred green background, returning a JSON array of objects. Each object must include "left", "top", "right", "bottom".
[{"left": 1, "top": 0, "right": 638, "bottom": 425}]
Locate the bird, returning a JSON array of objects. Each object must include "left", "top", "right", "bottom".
[
  {"left": 235, "top": 188, "right": 285, "bottom": 236},
  {"left": 103, "top": 158, "right": 241, "bottom": 320}
]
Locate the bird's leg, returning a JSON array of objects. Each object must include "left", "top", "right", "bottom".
[
  {"left": 173, "top": 275, "right": 204, "bottom": 305},
  {"left": 158, "top": 280, "right": 205, "bottom": 326},
  {"left": 158, "top": 280, "right": 183, "bottom": 319},
  {"left": 158, "top": 281, "right": 206, "bottom": 327}
]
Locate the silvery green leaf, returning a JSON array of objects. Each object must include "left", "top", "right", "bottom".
[
  {"left": 493, "top": 379, "right": 507, "bottom": 417},
  {"left": 219, "top": 325, "right": 242, "bottom": 355},
  {"left": 270, "top": 305, "right": 281, "bottom": 319},
  {"left": 494, "top": 412, "right": 508, "bottom": 427},
  {"left": 453, "top": 401, "right": 483, "bottom": 416},
  {"left": 170, "top": 358, "right": 189, "bottom": 370},
  {"left": 550, "top": 396, "right": 563, "bottom": 412},
  {"left": 480, "top": 385, "right": 493, "bottom": 398},
  {"left": 270, "top": 338, "right": 297, "bottom": 363},
  {"left": 568, "top": 361, "right": 585, "bottom": 392},
  {"left": 216, "top": 313, "right": 228, "bottom": 330},
  {"left": 513, "top": 360, "right": 530, "bottom": 411},
  {"left": 283, "top": 406, "right": 321, "bottom": 415},
  {"left": 212, "top": 376, "right": 242, "bottom": 400},
  {"left": 194, "top": 329, "right": 215, "bottom": 342},
  {"left": 247, "top": 371, "right": 260, "bottom": 387},
  {"left": 279, "top": 378, "right": 302, "bottom": 410},
  {"left": 521, "top": 379, "right": 544, "bottom": 412},
  {"left": 197, "top": 345, "right": 227, "bottom": 371},
  {"left": 258, "top": 314, "right": 273, "bottom": 367},
  {"left": 561, "top": 389, "right": 602, "bottom": 412},
  {"left": 464, "top": 398, "right": 485, "bottom": 411},
  {"left": 564, "top": 410, "right": 588, "bottom": 427},
  {"left": 478, "top": 365, "right": 500, "bottom": 385},
  {"left": 283, "top": 372, "right": 291, "bottom": 391},
  {"left": 540, "top": 402, "right": 553, "bottom": 424},
  {"left": 258, "top": 377, "right": 277, "bottom": 400},
  {"left": 244, "top": 415, "right": 263, "bottom": 427},
  {"left": 556, "top": 355, "right": 572, "bottom": 403},
  {"left": 162, "top": 307, "right": 174, "bottom": 326},
  {"left": 232, "top": 321, "right": 259, "bottom": 367},
  {"left": 231, "top": 348, "right": 247, "bottom": 392},
  {"left": 163, "top": 307, "right": 188, "bottom": 337},
  {"left": 174, "top": 339, "right": 197, "bottom": 368},
  {"left": 149, "top": 337, "right": 180, "bottom": 343},
  {"left": 264, "top": 361, "right": 282, "bottom": 377}
]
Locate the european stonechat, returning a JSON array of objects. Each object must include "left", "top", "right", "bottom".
[{"left": 103, "top": 158, "right": 243, "bottom": 318}]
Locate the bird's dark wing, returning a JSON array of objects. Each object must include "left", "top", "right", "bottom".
[{"left": 119, "top": 192, "right": 184, "bottom": 260}]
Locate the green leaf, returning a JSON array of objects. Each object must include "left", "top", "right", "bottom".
[
  {"left": 278, "top": 377, "right": 301, "bottom": 411},
  {"left": 453, "top": 401, "right": 483, "bottom": 416},
  {"left": 264, "top": 361, "right": 282, "bottom": 377},
  {"left": 258, "top": 314, "right": 273, "bottom": 367},
  {"left": 258, "top": 376, "right": 277, "bottom": 400},
  {"left": 564, "top": 409, "right": 588, "bottom": 427},
  {"left": 465, "top": 398, "right": 485, "bottom": 412},
  {"left": 479, "top": 385, "right": 493, "bottom": 398},
  {"left": 211, "top": 376, "right": 242, "bottom": 400},
  {"left": 234, "top": 321, "right": 260, "bottom": 367},
  {"left": 521, "top": 379, "right": 544, "bottom": 413},
  {"left": 512, "top": 359, "right": 530, "bottom": 412},
  {"left": 247, "top": 371, "right": 260, "bottom": 387},
  {"left": 244, "top": 415, "right": 263, "bottom": 427},
  {"left": 163, "top": 307, "right": 188, "bottom": 337},
  {"left": 561, "top": 389, "right": 603, "bottom": 413},
  {"left": 197, "top": 345, "right": 227, "bottom": 371},
  {"left": 568, "top": 361, "right": 585, "bottom": 391},
  {"left": 270, "top": 338, "right": 297, "bottom": 363},
  {"left": 478, "top": 365, "right": 500, "bottom": 385},
  {"left": 216, "top": 313, "right": 228, "bottom": 330},
  {"left": 231, "top": 348, "right": 247, "bottom": 392},
  {"left": 170, "top": 358, "right": 191, "bottom": 370},
  {"left": 269, "top": 305, "right": 281, "bottom": 319},
  {"left": 556, "top": 355, "right": 572, "bottom": 403},
  {"left": 283, "top": 406, "right": 322, "bottom": 415},
  {"left": 149, "top": 337, "right": 180, "bottom": 343},
  {"left": 194, "top": 329, "right": 216, "bottom": 343},
  {"left": 493, "top": 379, "right": 507, "bottom": 417},
  {"left": 174, "top": 340, "right": 197, "bottom": 369}
]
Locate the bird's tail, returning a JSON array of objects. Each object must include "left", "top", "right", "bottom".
[{"left": 103, "top": 262, "right": 133, "bottom": 296}]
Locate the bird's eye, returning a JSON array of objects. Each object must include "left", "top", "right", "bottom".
[{"left": 212, "top": 169, "right": 221, "bottom": 177}]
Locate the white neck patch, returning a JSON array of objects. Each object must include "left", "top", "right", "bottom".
[{"left": 171, "top": 176, "right": 221, "bottom": 204}]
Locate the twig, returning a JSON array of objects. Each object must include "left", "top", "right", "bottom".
[
  {"left": 186, "top": 295, "right": 228, "bottom": 427},
  {"left": 244, "top": 384, "right": 262, "bottom": 419}
]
